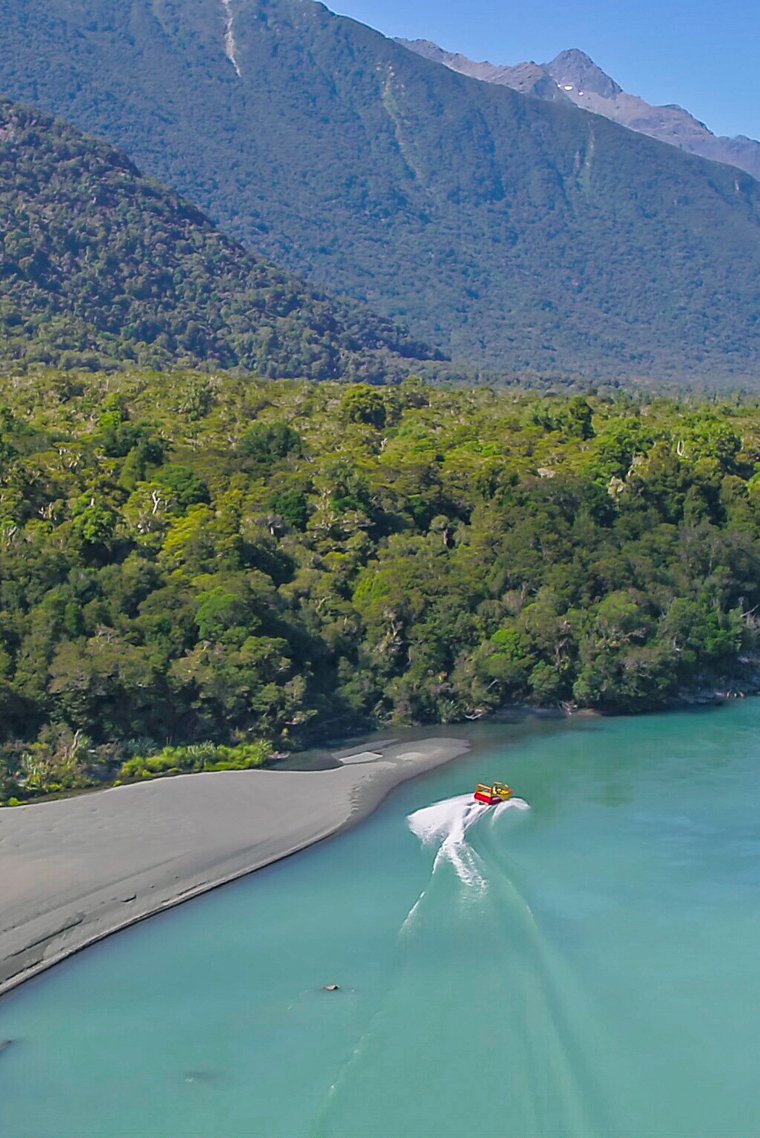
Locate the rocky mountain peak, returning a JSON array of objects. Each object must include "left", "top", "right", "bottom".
[
  {"left": 545, "top": 49, "right": 622, "bottom": 99},
  {"left": 399, "top": 34, "right": 760, "bottom": 185}
]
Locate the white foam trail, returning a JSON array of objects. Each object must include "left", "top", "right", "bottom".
[
  {"left": 408, "top": 794, "right": 488, "bottom": 888},
  {"left": 435, "top": 831, "right": 487, "bottom": 890},
  {"left": 408, "top": 793, "right": 483, "bottom": 846},
  {"left": 399, "top": 887, "right": 428, "bottom": 936},
  {"left": 407, "top": 793, "right": 531, "bottom": 890},
  {"left": 492, "top": 796, "right": 531, "bottom": 819}
]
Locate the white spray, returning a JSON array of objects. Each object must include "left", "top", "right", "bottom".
[{"left": 407, "top": 792, "right": 530, "bottom": 892}]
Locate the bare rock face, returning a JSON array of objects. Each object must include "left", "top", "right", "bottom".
[
  {"left": 489, "top": 61, "right": 570, "bottom": 102},
  {"left": 397, "top": 39, "right": 571, "bottom": 103},
  {"left": 544, "top": 50, "right": 760, "bottom": 181},
  {"left": 546, "top": 49, "right": 622, "bottom": 100},
  {"left": 400, "top": 40, "right": 760, "bottom": 182}
]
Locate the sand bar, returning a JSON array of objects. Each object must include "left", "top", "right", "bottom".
[{"left": 0, "top": 736, "right": 469, "bottom": 997}]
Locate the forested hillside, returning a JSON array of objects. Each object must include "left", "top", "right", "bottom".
[
  {"left": 1, "top": 371, "right": 760, "bottom": 802},
  {"left": 0, "top": 98, "right": 435, "bottom": 378},
  {"left": 400, "top": 41, "right": 760, "bottom": 183},
  {"left": 3, "top": 0, "right": 760, "bottom": 380}
]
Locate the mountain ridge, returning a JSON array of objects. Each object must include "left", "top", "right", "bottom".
[
  {"left": 400, "top": 40, "right": 760, "bottom": 183},
  {"left": 2, "top": 0, "right": 760, "bottom": 381},
  {"left": 0, "top": 94, "right": 437, "bottom": 377}
]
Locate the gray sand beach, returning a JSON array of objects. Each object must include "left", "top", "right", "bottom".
[{"left": 0, "top": 737, "right": 468, "bottom": 996}]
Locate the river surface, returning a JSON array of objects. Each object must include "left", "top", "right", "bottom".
[{"left": 4, "top": 703, "right": 760, "bottom": 1138}]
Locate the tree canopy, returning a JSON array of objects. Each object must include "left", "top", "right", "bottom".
[
  {"left": 0, "top": 98, "right": 436, "bottom": 379},
  {"left": 1, "top": 371, "right": 759, "bottom": 802}
]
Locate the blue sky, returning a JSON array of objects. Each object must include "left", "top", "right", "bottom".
[{"left": 327, "top": 0, "right": 760, "bottom": 141}]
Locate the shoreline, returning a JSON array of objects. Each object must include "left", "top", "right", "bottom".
[
  {"left": 0, "top": 736, "right": 469, "bottom": 999},
  {"left": 2, "top": 690, "right": 751, "bottom": 1001}
]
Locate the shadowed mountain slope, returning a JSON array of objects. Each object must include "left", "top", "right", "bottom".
[
  {"left": 2, "top": 0, "right": 760, "bottom": 380},
  {"left": 0, "top": 96, "right": 435, "bottom": 376}
]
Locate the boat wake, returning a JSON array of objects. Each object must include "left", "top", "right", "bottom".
[{"left": 407, "top": 793, "right": 529, "bottom": 890}]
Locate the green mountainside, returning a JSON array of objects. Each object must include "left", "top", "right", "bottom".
[
  {"left": 2, "top": 0, "right": 760, "bottom": 381},
  {"left": 399, "top": 41, "right": 760, "bottom": 184},
  {"left": 0, "top": 97, "right": 435, "bottom": 378},
  {"left": 2, "top": 371, "right": 760, "bottom": 801}
]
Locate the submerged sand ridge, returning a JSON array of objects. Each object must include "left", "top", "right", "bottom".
[{"left": 0, "top": 737, "right": 468, "bottom": 996}]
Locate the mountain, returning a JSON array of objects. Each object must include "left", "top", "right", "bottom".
[
  {"left": 2, "top": 1, "right": 760, "bottom": 381},
  {"left": 401, "top": 39, "right": 573, "bottom": 103},
  {"left": 401, "top": 42, "right": 760, "bottom": 184},
  {"left": 0, "top": 96, "right": 435, "bottom": 377}
]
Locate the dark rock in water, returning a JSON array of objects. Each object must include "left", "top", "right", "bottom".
[
  {"left": 322, "top": 984, "right": 340, "bottom": 992},
  {"left": 0, "top": 1040, "right": 13, "bottom": 1054}
]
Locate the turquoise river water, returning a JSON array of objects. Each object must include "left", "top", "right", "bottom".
[{"left": 4, "top": 702, "right": 760, "bottom": 1138}]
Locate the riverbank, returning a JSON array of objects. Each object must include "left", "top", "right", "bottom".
[{"left": 0, "top": 736, "right": 469, "bottom": 998}]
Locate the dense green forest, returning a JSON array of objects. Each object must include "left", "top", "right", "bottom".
[
  {"left": 3, "top": 0, "right": 760, "bottom": 380},
  {"left": 1, "top": 370, "right": 759, "bottom": 803},
  {"left": 0, "top": 98, "right": 435, "bottom": 378}
]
